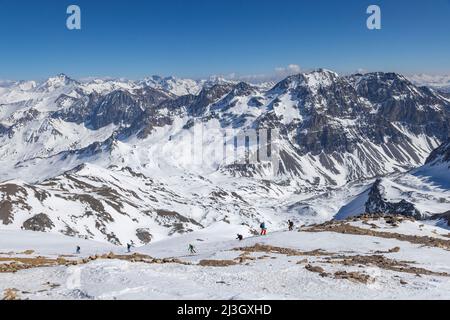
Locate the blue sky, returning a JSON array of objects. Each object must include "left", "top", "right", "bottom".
[{"left": 0, "top": 0, "right": 449, "bottom": 80}]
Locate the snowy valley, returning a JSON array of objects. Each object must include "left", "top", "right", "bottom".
[{"left": 1, "top": 70, "right": 450, "bottom": 299}]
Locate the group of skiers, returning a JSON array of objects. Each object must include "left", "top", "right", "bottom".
[
  {"left": 260, "top": 220, "right": 295, "bottom": 234},
  {"left": 75, "top": 242, "right": 134, "bottom": 255},
  {"left": 189, "top": 220, "right": 296, "bottom": 255},
  {"left": 75, "top": 220, "right": 297, "bottom": 256}
]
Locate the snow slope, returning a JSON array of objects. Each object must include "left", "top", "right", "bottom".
[
  {"left": 336, "top": 139, "right": 450, "bottom": 220},
  {"left": 1, "top": 218, "right": 450, "bottom": 300}
]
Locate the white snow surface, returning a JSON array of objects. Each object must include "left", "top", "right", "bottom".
[
  {"left": 1, "top": 219, "right": 450, "bottom": 300},
  {"left": 0, "top": 71, "right": 449, "bottom": 247}
]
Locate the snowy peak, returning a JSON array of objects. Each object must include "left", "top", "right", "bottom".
[
  {"left": 348, "top": 71, "right": 435, "bottom": 103},
  {"left": 16, "top": 80, "right": 38, "bottom": 91},
  {"left": 79, "top": 78, "right": 138, "bottom": 95},
  {"left": 139, "top": 75, "right": 203, "bottom": 96},
  {"left": 39, "top": 73, "right": 79, "bottom": 92},
  {"left": 299, "top": 68, "right": 340, "bottom": 86},
  {"left": 270, "top": 69, "right": 339, "bottom": 93}
]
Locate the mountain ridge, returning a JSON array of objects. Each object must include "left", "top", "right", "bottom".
[{"left": 1, "top": 69, "right": 450, "bottom": 244}]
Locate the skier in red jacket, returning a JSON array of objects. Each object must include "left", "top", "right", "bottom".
[{"left": 260, "top": 222, "right": 267, "bottom": 235}]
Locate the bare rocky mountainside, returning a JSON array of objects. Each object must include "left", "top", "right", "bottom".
[{"left": 1, "top": 70, "right": 449, "bottom": 245}]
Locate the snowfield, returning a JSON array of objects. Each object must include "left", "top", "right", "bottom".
[
  {"left": 1, "top": 70, "right": 450, "bottom": 300},
  {"left": 1, "top": 218, "right": 450, "bottom": 300}
]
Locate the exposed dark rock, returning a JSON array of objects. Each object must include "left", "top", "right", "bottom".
[
  {"left": 0, "top": 123, "right": 9, "bottom": 136},
  {"left": 365, "top": 179, "right": 421, "bottom": 219},
  {"left": 136, "top": 228, "right": 153, "bottom": 244},
  {"left": 154, "top": 209, "right": 203, "bottom": 236},
  {"left": 334, "top": 271, "right": 372, "bottom": 284},
  {"left": 52, "top": 92, "right": 101, "bottom": 124},
  {"left": 305, "top": 264, "right": 325, "bottom": 274},
  {"left": 88, "top": 90, "right": 143, "bottom": 129},
  {"left": 22, "top": 213, "right": 54, "bottom": 232},
  {"left": 53, "top": 87, "right": 173, "bottom": 131},
  {"left": 187, "top": 83, "right": 234, "bottom": 116},
  {"left": 431, "top": 211, "right": 450, "bottom": 226},
  {"left": 0, "top": 184, "right": 31, "bottom": 225},
  {"left": 425, "top": 139, "right": 450, "bottom": 166}
]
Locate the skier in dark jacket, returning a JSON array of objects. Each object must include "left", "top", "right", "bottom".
[
  {"left": 288, "top": 220, "right": 294, "bottom": 231},
  {"left": 188, "top": 244, "right": 197, "bottom": 254},
  {"left": 236, "top": 234, "right": 243, "bottom": 241},
  {"left": 127, "top": 243, "right": 132, "bottom": 253},
  {"left": 76, "top": 246, "right": 81, "bottom": 254}
]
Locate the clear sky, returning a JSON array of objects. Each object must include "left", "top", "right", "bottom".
[{"left": 0, "top": 0, "right": 449, "bottom": 80}]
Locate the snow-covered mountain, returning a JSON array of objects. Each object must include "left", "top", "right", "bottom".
[
  {"left": 1, "top": 70, "right": 450, "bottom": 245},
  {"left": 336, "top": 139, "right": 450, "bottom": 221},
  {"left": 137, "top": 75, "right": 204, "bottom": 96}
]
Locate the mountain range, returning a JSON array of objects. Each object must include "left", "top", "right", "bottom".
[{"left": 1, "top": 70, "right": 449, "bottom": 245}]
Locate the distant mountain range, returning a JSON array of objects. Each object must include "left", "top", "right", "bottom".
[{"left": 1, "top": 70, "right": 449, "bottom": 245}]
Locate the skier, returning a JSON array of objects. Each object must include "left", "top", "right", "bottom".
[
  {"left": 260, "top": 222, "right": 267, "bottom": 236},
  {"left": 288, "top": 220, "right": 294, "bottom": 231},
  {"left": 188, "top": 244, "right": 197, "bottom": 254},
  {"left": 127, "top": 243, "right": 132, "bottom": 253},
  {"left": 236, "top": 234, "right": 243, "bottom": 241},
  {"left": 76, "top": 246, "right": 81, "bottom": 254}
]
